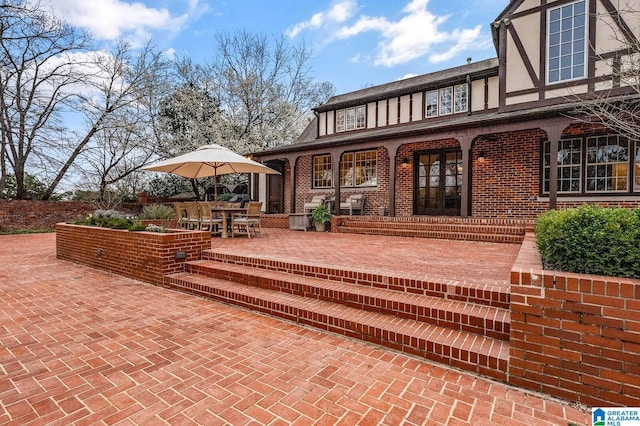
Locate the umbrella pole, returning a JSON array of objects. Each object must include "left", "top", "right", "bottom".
[{"left": 214, "top": 169, "right": 218, "bottom": 201}]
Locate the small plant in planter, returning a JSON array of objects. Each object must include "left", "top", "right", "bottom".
[{"left": 310, "top": 204, "right": 331, "bottom": 232}]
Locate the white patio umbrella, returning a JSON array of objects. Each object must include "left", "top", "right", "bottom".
[{"left": 143, "top": 144, "right": 279, "bottom": 199}]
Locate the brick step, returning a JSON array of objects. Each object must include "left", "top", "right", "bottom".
[
  {"left": 201, "top": 250, "right": 510, "bottom": 309},
  {"left": 164, "top": 271, "right": 509, "bottom": 381},
  {"left": 338, "top": 220, "right": 526, "bottom": 235},
  {"left": 185, "top": 260, "right": 510, "bottom": 340},
  {"left": 335, "top": 226, "right": 524, "bottom": 244}
]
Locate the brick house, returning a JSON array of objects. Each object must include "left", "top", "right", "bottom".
[{"left": 252, "top": 0, "right": 640, "bottom": 219}]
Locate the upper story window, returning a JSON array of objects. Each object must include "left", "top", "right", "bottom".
[
  {"left": 336, "top": 105, "right": 366, "bottom": 132},
  {"left": 425, "top": 84, "right": 468, "bottom": 118},
  {"left": 426, "top": 91, "right": 438, "bottom": 117},
  {"left": 454, "top": 85, "right": 468, "bottom": 113},
  {"left": 336, "top": 110, "right": 345, "bottom": 132},
  {"left": 547, "top": 0, "right": 587, "bottom": 84},
  {"left": 439, "top": 87, "right": 453, "bottom": 115},
  {"left": 312, "top": 154, "right": 333, "bottom": 188},
  {"left": 340, "top": 150, "right": 377, "bottom": 187}
]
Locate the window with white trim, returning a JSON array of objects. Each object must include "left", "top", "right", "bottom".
[
  {"left": 439, "top": 87, "right": 453, "bottom": 115},
  {"left": 547, "top": 0, "right": 587, "bottom": 83},
  {"left": 454, "top": 84, "right": 468, "bottom": 113},
  {"left": 426, "top": 91, "right": 438, "bottom": 117},
  {"left": 346, "top": 108, "right": 356, "bottom": 130},
  {"left": 335, "top": 105, "right": 365, "bottom": 132},
  {"left": 425, "top": 84, "right": 467, "bottom": 118},
  {"left": 356, "top": 105, "right": 366, "bottom": 129},
  {"left": 336, "top": 110, "right": 345, "bottom": 132}
]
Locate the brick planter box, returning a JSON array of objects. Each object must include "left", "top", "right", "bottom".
[
  {"left": 56, "top": 223, "right": 210, "bottom": 286},
  {"left": 510, "top": 233, "right": 640, "bottom": 406}
]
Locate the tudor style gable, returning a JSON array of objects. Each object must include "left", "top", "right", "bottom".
[{"left": 495, "top": 0, "right": 640, "bottom": 112}]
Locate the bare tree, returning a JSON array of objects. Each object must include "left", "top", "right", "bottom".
[
  {"left": 0, "top": 0, "right": 91, "bottom": 198},
  {"left": 0, "top": 1, "right": 170, "bottom": 199},
  {"left": 78, "top": 111, "right": 155, "bottom": 200},
  {"left": 570, "top": 2, "right": 639, "bottom": 139},
  {"left": 208, "top": 31, "right": 335, "bottom": 154}
]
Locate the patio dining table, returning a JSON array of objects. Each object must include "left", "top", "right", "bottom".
[{"left": 211, "top": 206, "right": 246, "bottom": 238}]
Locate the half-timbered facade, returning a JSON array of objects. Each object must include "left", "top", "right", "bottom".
[{"left": 253, "top": 0, "right": 640, "bottom": 219}]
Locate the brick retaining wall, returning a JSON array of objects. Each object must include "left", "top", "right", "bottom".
[
  {"left": 56, "top": 223, "right": 210, "bottom": 286},
  {"left": 510, "top": 233, "right": 640, "bottom": 406}
]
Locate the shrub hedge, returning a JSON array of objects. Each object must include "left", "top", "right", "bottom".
[{"left": 535, "top": 205, "right": 640, "bottom": 278}]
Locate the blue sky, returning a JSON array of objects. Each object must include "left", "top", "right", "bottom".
[{"left": 42, "top": 0, "right": 508, "bottom": 94}]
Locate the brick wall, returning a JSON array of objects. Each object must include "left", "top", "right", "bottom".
[
  {"left": 510, "top": 233, "right": 640, "bottom": 406},
  {"left": 0, "top": 200, "right": 149, "bottom": 232},
  {"left": 56, "top": 223, "right": 210, "bottom": 286},
  {"left": 260, "top": 214, "right": 289, "bottom": 228},
  {"left": 0, "top": 200, "right": 96, "bottom": 231},
  {"left": 472, "top": 129, "right": 547, "bottom": 218}
]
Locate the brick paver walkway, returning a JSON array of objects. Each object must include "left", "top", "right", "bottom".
[{"left": 0, "top": 233, "right": 590, "bottom": 425}]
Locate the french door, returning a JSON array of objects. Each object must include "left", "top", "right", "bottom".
[{"left": 414, "top": 149, "right": 462, "bottom": 216}]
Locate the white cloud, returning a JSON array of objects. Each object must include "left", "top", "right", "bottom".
[
  {"left": 292, "top": 0, "right": 487, "bottom": 67},
  {"left": 286, "top": 0, "right": 357, "bottom": 38},
  {"left": 42, "top": 0, "right": 192, "bottom": 45},
  {"left": 428, "top": 26, "right": 485, "bottom": 63}
]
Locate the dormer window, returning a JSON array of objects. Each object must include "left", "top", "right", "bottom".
[
  {"left": 547, "top": 0, "right": 587, "bottom": 83},
  {"left": 425, "top": 84, "right": 468, "bottom": 118},
  {"left": 336, "top": 110, "right": 345, "bottom": 132},
  {"left": 439, "top": 87, "right": 453, "bottom": 115},
  {"left": 335, "top": 105, "right": 366, "bottom": 132}
]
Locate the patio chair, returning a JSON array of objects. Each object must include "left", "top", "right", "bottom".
[
  {"left": 340, "top": 194, "right": 364, "bottom": 215},
  {"left": 174, "top": 202, "right": 189, "bottom": 229},
  {"left": 184, "top": 202, "right": 201, "bottom": 229},
  {"left": 231, "top": 201, "right": 263, "bottom": 238},
  {"left": 199, "top": 202, "right": 223, "bottom": 234},
  {"left": 304, "top": 195, "right": 325, "bottom": 212}
]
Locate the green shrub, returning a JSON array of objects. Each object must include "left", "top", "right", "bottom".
[
  {"left": 137, "top": 204, "right": 175, "bottom": 220},
  {"left": 535, "top": 205, "right": 640, "bottom": 278},
  {"left": 128, "top": 222, "right": 147, "bottom": 231},
  {"left": 71, "top": 215, "right": 133, "bottom": 229}
]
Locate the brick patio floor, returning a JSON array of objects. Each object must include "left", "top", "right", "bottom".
[
  {"left": 209, "top": 228, "right": 521, "bottom": 286},
  {"left": 0, "top": 232, "right": 590, "bottom": 425}
]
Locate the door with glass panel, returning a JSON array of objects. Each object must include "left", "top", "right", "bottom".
[{"left": 415, "top": 150, "right": 462, "bottom": 216}]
